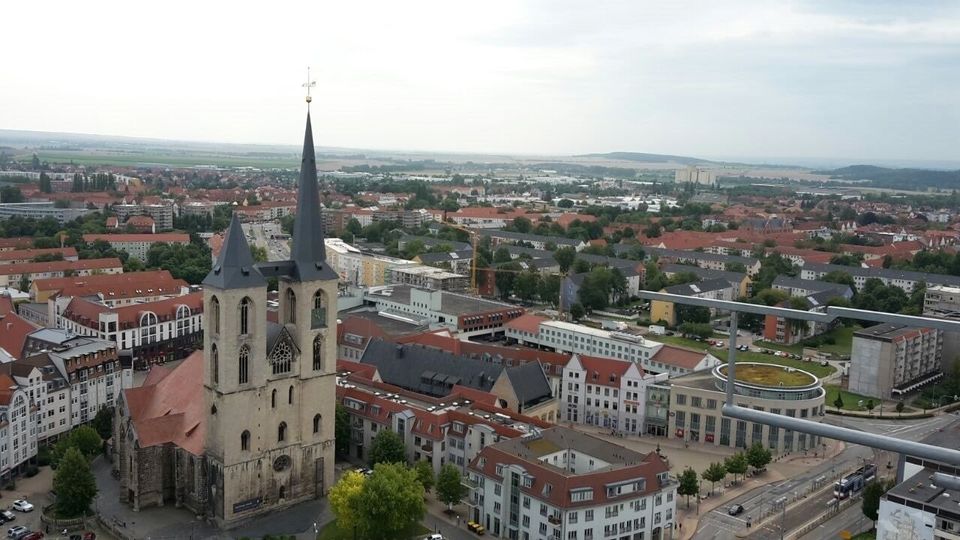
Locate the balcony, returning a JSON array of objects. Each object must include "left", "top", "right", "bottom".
[
  {"left": 421, "top": 442, "right": 433, "bottom": 455},
  {"left": 547, "top": 514, "right": 561, "bottom": 525}
]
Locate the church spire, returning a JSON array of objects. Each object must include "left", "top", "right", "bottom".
[
  {"left": 202, "top": 213, "right": 266, "bottom": 289},
  {"left": 288, "top": 111, "right": 335, "bottom": 282}
]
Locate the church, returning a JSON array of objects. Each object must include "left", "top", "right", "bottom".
[{"left": 113, "top": 110, "right": 338, "bottom": 528}]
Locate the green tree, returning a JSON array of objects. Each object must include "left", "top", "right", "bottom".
[
  {"left": 92, "top": 406, "right": 114, "bottom": 440},
  {"left": 834, "top": 394, "right": 844, "bottom": 411},
  {"left": 724, "top": 452, "right": 748, "bottom": 484},
  {"left": 896, "top": 400, "right": 905, "bottom": 417},
  {"left": 369, "top": 430, "right": 406, "bottom": 466},
  {"left": 701, "top": 462, "right": 727, "bottom": 494},
  {"left": 569, "top": 303, "right": 586, "bottom": 321},
  {"left": 17, "top": 274, "right": 29, "bottom": 293},
  {"left": 553, "top": 247, "right": 576, "bottom": 273},
  {"left": 745, "top": 442, "right": 772, "bottom": 471},
  {"left": 329, "top": 470, "right": 365, "bottom": 534},
  {"left": 436, "top": 463, "right": 468, "bottom": 510},
  {"left": 644, "top": 222, "right": 662, "bottom": 238},
  {"left": 538, "top": 274, "right": 562, "bottom": 306},
  {"left": 53, "top": 425, "right": 102, "bottom": 466},
  {"left": 676, "top": 304, "right": 711, "bottom": 325},
  {"left": 679, "top": 322, "right": 713, "bottom": 340},
  {"left": 677, "top": 467, "right": 700, "bottom": 508},
  {"left": 250, "top": 245, "right": 268, "bottom": 262},
  {"left": 866, "top": 400, "right": 875, "bottom": 413},
  {"left": 493, "top": 246, "right": 512, "bottom": 264},
  {"left": 511, "top": 216, "right": 532, "bottom": 234},
  {"left": 345, "top": 218, "right": 362, "bottom": 236},
  {"left": 414, "top": 460, "right": 435, "bottom": 493},
  {"left": 335, "top": 404, "right": 351, "bottom": 459},
  {"left": 514, "top": 271, "right": 541, "bottom": 302},
  {"left": 357, "top": 463, "right": 426, "bottom": 540},
  {"left": 863, "top": 479, "right": 894, "bottom": 526},
  {"left": 0, "top": 186, "right": 25, "bottom": 203},
  {"left": 53, "top": 447, "right": 97, "bottom": 518},
  {"left": 557, "top": 199, "right": 574, "bottom": 208}
]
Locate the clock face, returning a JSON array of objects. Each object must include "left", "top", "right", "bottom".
[{"left": 273, "top": 455, "right": 291, "bottom": 472}]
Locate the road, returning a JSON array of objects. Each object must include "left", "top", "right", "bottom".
[
  {"left": 798, "top": 501, "right": 871, "bottom": 540},
  {"left": 692, "top": 414, "right": 959, "bottom": 540},
  {"left": 242, "top": 220, "right": 290, "bottom": 261}
]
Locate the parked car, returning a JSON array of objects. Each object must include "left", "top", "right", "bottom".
[
  {"left": 69, "top": 534, "right": 96, "bottom": 540},
  {"left": 0, "top": 511, "right": 13, "bottom": 523},
  {"left": 20, "top": 533, "right": 42, "bottom": 540},
  {"left": 427, "top": 535, "right": 445, "bottom": 540},
  {"left": 10, "top": 501, "right": 32, "bottom": 513},
  {"left": 728, "top": 504, "right": 745, "bottom": 516},
  {"left": 6, "top": 526, "right": 27, "bottom": 539}
]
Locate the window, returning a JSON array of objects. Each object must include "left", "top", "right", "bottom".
[
  {"left": 584, "top": 509, "right": 593, "bottom": 522},
  {"left": 288, "top": 385, "right": 294, "bottom": 404},
  {"left": 313, "top": 335, "right": 323, "bottom": 371},
  {"left": 210, "top": 343, "right": 219, "bottom": 384},
  {"left": 313, "top": 414, "right": 321, "bottom": 434},
  {"left": 286, "top": 288, "right": 297, "bottom": 324},
  {"left": 272, "top": 389, "right": 277, "bottom": 408},
  {"left": 278, "top": 422, "right": 287, "bottom": 442},
  {"left": 312, "top": 290, "right": 327, "bottom": 329},
  {"left": 238, "top": 345, "right": 250, "bottom": 384},
  {"left": 241, "top": 430, "right": 250, "bottom": 451},
  {"left": 210, "top": 296, "right": 220, "bottom": 334},
  {"left": 240, "top": 297, "right": 252, "bottom": 335},
  {"left": 272, "top": 339, "right": 293, "bottom": 375}
]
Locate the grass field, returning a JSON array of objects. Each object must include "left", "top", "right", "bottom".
[
  {"left": 651, "top": 335, "right": 836, "bottom": 378},
  {"left": 754, "top": 325, "right": 859, "bottom": 357},
  {"left": 824, "top": 385, "right": 881, "bottom": 412},
  {"left": 317, "top": 520, "right": 430, "bottom": 540},
  {"left": 719, "top": 364, "right": 816, "bottom": 387}
]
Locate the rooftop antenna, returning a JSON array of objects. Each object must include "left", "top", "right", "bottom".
[{"left": 302, "top": 66, "right": 317, "bottom": 107}]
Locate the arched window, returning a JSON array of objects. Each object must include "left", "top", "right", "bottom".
[
  {"left": 241, "top": 430, "right": 250, "bottom": 451},
  {"left": 210, "top": 343, "right": 219, "bottom": 384},
  {"left": 240, "top": 297, "right": 252, "bottom": 335},
  {"left": 238, "top": 344, "right": 250, "bottom": 385},
  {"left": 271, "top": 389, "right": 277, "bottom": 408},
  {"left": 139, "top": 312, "right": 158, "bottom": 344},
  {"left": 176, "top": 305, "right": 191, "bottom": 336},
  {"left": 278, "top": 422, "right": 287, "bottom": 442},
  {"left": 286, "top": 288, "right": 297, "bottom": 324},
  {"left": 210, "top": 296, "right": 220, "bottom": 334},
  {"left": 313, "top": 414, "right": 321, "bottom": 434},
  {"left": 271, "top": 339, "right": 293, "bottom": 375},
  {"left": 288, "top": 385, "right": 294, "bottom": 404},
  {"left": 312, "top": 335, "right": 323, "bottom": 371},
  {"left": 311, "top": 290, "right": 326, "bottom": 329}
]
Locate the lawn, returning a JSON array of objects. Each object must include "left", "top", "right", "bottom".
[
  {"left": 652, "top": 334, "right": 835, "bottom": 378},
  {"left": 719, "top": 364, "right": 816, "bottom": 387},
  {"left": 317, "top": 520, "right": 430, "bottom": 540},
  {"left": 755, "top": 325, "right": 859, "bottom": 358},
  {"left": 824, "top": 385, "right": 881, "bottom": 412}
]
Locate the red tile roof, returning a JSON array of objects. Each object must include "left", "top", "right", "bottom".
[
  {"left": 0, "top": 247, "right": 77, "bottom": 262},
  {"left": 123, "top": 351, "right": 205, "bottom": 454},
  {"left": 63, "top": 292, "right": 203, "bottom": 328},
  {"left": 33, "top": 270, "right": 184, "bottom": 299},
  {"left": 397, "top": 332, "right": 570, "bottom": 371},
  {"left": 650, "top": 344, "right": 710, "bottom": 370},
  {"left": 0, "top": 373, "right": 16, "bottom": 405},
  {"left": 0, "top": 238, "right": 33, "bottom": 250},
  {"left": 504, "top": 314, "right": 548, "bottom": 336},
  {"left": 577, "top": 355, "right": 639, "bottom": 386},
  {"left": 82, "top": 233, "right": 189, "bottom": 244},
  {"left": 0, "top": 258, "right": 122, "bottom": 277},
  {"left": 0, "top": 296, "right": 39, "bottom": 359}
]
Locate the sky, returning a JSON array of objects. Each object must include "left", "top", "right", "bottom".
[{"left": 2, "top": 0, "right": 959, "bottom": 163}]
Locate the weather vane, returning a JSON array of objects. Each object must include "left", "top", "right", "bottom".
[{"left": 303, "top": 66, "right": 316, "bottom": 105}]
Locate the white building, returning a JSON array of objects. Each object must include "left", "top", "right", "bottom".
[
  {"left": 467, "top": 426, "right": 676, "bottom": 540},
  {"left": 81, "top": 233, "right": 191, "bottom": 262},
  {"left": 561, "top": 354, "right": 669, "bottom": 434}
]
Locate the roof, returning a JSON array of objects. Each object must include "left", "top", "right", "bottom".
[
  {"left": 504, "top": 314, "right": 548, "bottom": 335},
  {"left": 0, "top": 296, "right": 39, "bottom": 360},
  {"left": 0, "top": 247, "right": 77, "bottom": 262},
  {"left": 288, "top": 112, "right": 338, "bottom": 282},
  {"left": 576, "top": 355, "right": 639, "bottom": 386},
  {"left": 772, "top": 275, "right": 852, "bottom": 294},
  {"left": 650, "top": 344, "right": 711, "bottom": 370},
  {"left": 0, "top": 373, "right": 17, "bottom": 406},
  {"left": 82, "top": 233, "right": 189, "bottom": 243},
  {"left": 803, "top": 262, "right": 960, "bottom": 288},
  {"left": 483, "top": 229, "right": 581, "bottom": 246},
  {"left": 62, "top": 292, "right": 203, "bottom": 327},
  {"left": 663, "top": 278, "right": 733, "bottom": 296},
  {"left": 202, "top": 214, "right": 266, "bottom": 289},
  {"left": 122, "top": 351, "right": 205, "bottom": 455},
  {"left": 854, "top": 323, "right": 935, "bottom": 342},
  {"left": 0, "top": 258, "right": 122, "bottom": 277},
  {"left": 505, "top": 361, "right": 553, "bottom": 408},
  {"left": 662, "top": 264, "right": 746, "bottom": 285},
  {"left": 34, "top": 270, "right": 186, "bottom": 299},
  {"left": 468, "top": 426, "right": 670, "bottom": 509}
]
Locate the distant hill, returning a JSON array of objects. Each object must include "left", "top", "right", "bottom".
[
  {"left": 578, "top": 151, "right": 713, "bottom": 166},
  {"left": 813, "top": 165, "right": 960, "bottom": 191}
]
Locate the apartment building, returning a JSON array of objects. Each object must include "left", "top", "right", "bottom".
[
  {"left": 390, "top": 265, "right": 470, "bottom": 292},
  {"left": 639, "top": 247, "right": 761, "bottom": 276},
  {"left": 33, "top": 269, "right": 188, "bottom": 304},
  {"left": 467, "top": 426, "right": 676, "bottom": 540},
  {"left": 849, "top": 324, "right": 943, "bottom": 399},
  {"left": 650, "top": 278, "right": 736, "bottom": 327},
  {"left": 81, "top": 233, "right": 191, "bottom": 262},
  {"left": 0, "top": 247, "right": 78, "bottom": 265},
  {"left": 0, "top": 257, "right": 123, "bottom": 289},
  {"left": 365, "top": 285, "right": 525, "bottom": 338},
  {"left": 664, "top": 363, "right": 825, "bottom": 454},
  {"left": 800, "top": 263, "right": 960, "bottom": 294},
  {"left": 561, "top": 354, "right": 669, "bottom": 435},
  {"left": 924, "top": 284, "right": 960, "bottom": 371},
  {"left": 0, "top": 373, "right": 38, "bottom": 480},
  {"left": 0, "top": 202, "right": 92, "bottom": 223},
  {"left": 483, "top": 229, "right": 586, "bottom": 252},
  {"left": 763, "top": 278, "right": 853, "bottom": 345},
  {"left": 112, "top": 203, "right": 174, "bottom": 230}
]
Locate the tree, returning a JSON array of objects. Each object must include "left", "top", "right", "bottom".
[
  {"left": 677, "top": 467, "right": 700, "bottom": 508},
  {"left": 862, "top": 479, "right": 894, "bottom": 526},
  {"left": 834, "top": 393, "right": 845, "bottom": 411},
  {"left": 745, "top": 442, "right": 772, "bottom": 471},
  {"left": 0, "top": 186, "right": 24, "bottom": 203},
  {"left": 53, "top": 425, "right": 102, "bottom": 466},
  {"left": 569, "top": 303, "right": 586, "bottom": 321},
  {"left": 493, "top": 247, "right": 512, "bottom": 264},
  {"left": 724, "top": 452, "right": 748, "bottom": 484},
  {"left": 511, "top": 216, "right": 532, "bottom": 234},
  {"left": 644, "top": 222, "right": 662, "bottom": 238},
  {"left": 17, "top": 274, "right": 29, "bottom": 293},
  {"left": 436, "top": 463, "right": 468, "bottom": 510},
  {"left": 335, "top": 404, "right": 351, "bottom": 459},
  {"left": 676, "top": 304, "right": 711, "bottom": 325},
  {"left": 553, "top": 247, "right": 576, "bottom": 273},
  {"left": 514, "top": 271, "right": 540, "bottom": 302},
  {"left": 866, "top": 400, "right": 875, "bottom": 413},
  {"left": 414, "top": 460, "right": 435, "bottom": 493},
  {"left": 357, "top": 463, "right": 425, "bottom": 540},
  {"left": 679, "top": 322, "right": 713, "bottom": 340},
  {"left": 369, "top": 430, "right": 406, "bottom": 466},
  {"left": 329, "top": 470, "right": 365, "bottom": 534},
  {"left": 250, "top": 245, "right": 268, "bottom": 262},
  {"left": 92, "top": 406, "right": 114, "bottom": 440},
  {"left": 896, "top": 400, "right": 905, "bottom": 417},
  {"left": 53, "top": 447, "right": 97, "bottom": 518},
  {"left": 557, "top": 198, "right": 574, "bottom": 208},
  {"left": 701, "top": 462, "right": 727, "bottom": 494},
  {"left": 538, "top": 274, "right": 562, "bottom": 306}
]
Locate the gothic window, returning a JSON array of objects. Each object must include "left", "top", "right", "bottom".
[
  {"left": 271, "top": 389, "right": 277, "bottom": 408},
  {"left": 312, "top": 335, "right": 323, "bottom": 371},
  {"left": 239, "top": 344, "right": 250, "bottom": 385},
  {"left": 311, "top": 290, "right": 327, "bottom": 329},
  {"left": 240, "top": 297, "right": 252, "bottom": 335},
  {"left": 313, "top": 414, "right": 321, "bottom": 434},
  {"left": 241, "top": 430, "right": 250, "bottom": 451},
  {"left": 271, "top": 339, "right": 293, "bottom": 375},
  {"left": 286, "top": 289, "right": 297, "bottom": 325},
  {"left": 211, "top": 344, "right": 219, "bottom": 384},
  {"left": 288, "top": 385, "right": 294, "bottom": 404},
  {"left": 278, "top": 422, "right": 287, "bottom": 442},
  {"left": 210, "top": 296, "right": 220, "bottom": 334}
]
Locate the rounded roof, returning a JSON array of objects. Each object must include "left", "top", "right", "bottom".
[{"left": 715, "top": 362, "right": 818, "bottom": 389}]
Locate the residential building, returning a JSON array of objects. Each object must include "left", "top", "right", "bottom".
[
  {"left": 449, "top": 208, "right": 541, "bottom": 229},
  {"left": 467, "top": 426, "right": 676, "bottom": 540},
  {"left": 800, "top": 263, "right": 960, "bottom": 293},
  {"left": 639, "top": 247, "right": 761, "bottom": 276},
  {"left": 414, "top": 250, "right": 476, "bottom": 274},
  {"left": 650, "top": 278, "right": 736, "bottom": 327},
  {"left": 849, "top": 323, "right": 943, "bottom": 400},
  {"left": 661, "top": 264, "right": 750, "bottom": 298},
  {"left": 81, "top": 233, "right": 191, "bottom": 262},
  {"left": 32, "top": 269, "right": 188, "bottom": 304},
  {"left": 675, "top": 165, "right": 715, "bottom": 185},
  {"left": 0, "top": 258, "right": 123, "bottom": 289},
  {"left": 112, "top": 203, "right": 175, "bottom": 230},
  {"left": 0, "top": 373, "right": 39, "bottom": 480},
  {"left": 483, "top": 229, "right": 586, "bottom": 251},
  {"left": 390, "top": 264, "right": 469, "bottom": 291},
  {"left": 763, "top": 278, "right": 853, "bottom": 345},
  {"left": 0, "top": 295, "right": 40, "bottom": 360},
  {"left": 364, "top": 285, "right": 525, "bottom": 338},
  {"left": 561, "top": 354, "right": 668, "bottom": 434},
  {"left": 664, "top": 363, "right": 825, "bottom": 454},
  {"left": 0, "top": 247, "right": 78, "bottom": 265},
  {"left": 924, "top": 284, "right": 960, "bottom": 370},
  {"left": 0, "top": 202, "right": 92, "bottom": 223}
]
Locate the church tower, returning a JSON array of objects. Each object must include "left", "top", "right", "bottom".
[{"left": 201, "top": 110, "right": 337, "bottom": 528}]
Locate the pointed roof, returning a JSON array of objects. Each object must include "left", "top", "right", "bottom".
[
  {"left": 202, "top": 214, "right": 266, "bottom": 289},
  {"left": 288, "top": 112, "right": 337, "bottom": 282}
]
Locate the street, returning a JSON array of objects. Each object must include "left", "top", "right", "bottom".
[{"left": 242, "top": 220, "right": 290, "bottom": 261}]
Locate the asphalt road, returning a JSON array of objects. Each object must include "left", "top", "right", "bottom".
[
  {"left": 242, "top": 221, "right": 290, "bottom": 261},
  {"left": 798, "top": 501, "right": 871, "bottom": 540}
]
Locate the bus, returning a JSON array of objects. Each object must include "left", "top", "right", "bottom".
[{"left": 833, "top": 464, "right": 877, "bottom": 499}]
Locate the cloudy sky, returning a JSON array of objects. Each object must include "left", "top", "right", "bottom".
[{"left": 2, "top": 1, "right": 958, "bottom": 163}]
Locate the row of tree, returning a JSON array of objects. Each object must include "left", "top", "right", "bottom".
[{"left": 677, "top": 443, "right": 772, "bottom": 508}]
